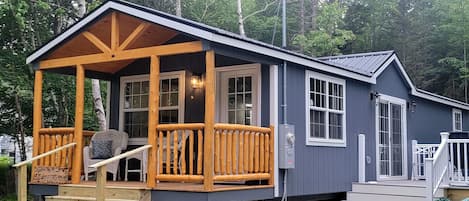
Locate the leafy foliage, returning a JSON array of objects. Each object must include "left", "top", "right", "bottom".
[{"left": 293, "top": 2, "right": 355, "bottom": 56}]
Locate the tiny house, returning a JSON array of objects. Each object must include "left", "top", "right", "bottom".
[{"left": 22, "top": 1, "right": 469, "bottom": 201}]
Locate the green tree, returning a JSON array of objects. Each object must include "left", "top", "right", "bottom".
[{"left": 293, "top": 1, "right": 355, "bottom": 56}]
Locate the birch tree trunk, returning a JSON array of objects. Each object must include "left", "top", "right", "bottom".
[
  {"left": 176, "top": 0, "right": 182, "bottom": 17},
  {"left": 237, "top": 0, "right": 246, "bottom": 37},
  {"left": 311, "top": 0, "right": 318, "bottom": 30},
  {"left": 300, "top": 0, "right": 305, "bottom": 35},
  {"left": 92, "top": 79, "right": 107, "bottom": 130},
  {"left": 75, "top": 0, "right": 107, "bottom": 131}
]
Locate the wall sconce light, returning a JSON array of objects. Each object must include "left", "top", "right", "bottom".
[
  {"left": 408, "top": 100, "right": 417, "bottom": 112},
  {"left": 370, "top": 91, "right": 380, "bottom": 101},
  {"left": 191, "top": 74, "right": 203, "bottom": 89}
]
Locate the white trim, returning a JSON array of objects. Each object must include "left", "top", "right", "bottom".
[
  {"left": 375, "top": 94, "right": 408, "bottom": 181},
  {"left": 358, "top": 134, "right": 366, "bottom": 183},
  {"left": 373, "top": 55, "right": 469, "bottom": 110},
  {"left": 216, "top": 64, "right": 261, "bottom": 126},
  {"left": 119, "top": 71, "right": 186, "bottom": 145},
  {"left": 269, "top": 65, "right": 279, "bottom": 197},
  {"left": 26, "top": 1, "right": 373, "bottom": 84},
  {"left": 305, "top": 70, "right": 347, "bottom": 147},
  {"left": 452, "top": 108, "right": 463, "bottom": 131}
]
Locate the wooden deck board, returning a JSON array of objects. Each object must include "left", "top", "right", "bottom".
[{"left": 67, "top": 181, "right": 272, "bottom": 192}]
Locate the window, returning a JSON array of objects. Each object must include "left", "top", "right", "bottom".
[
  {"left": 306, "top": 71, "right": 346, "bottom": 147},
  {"left": 120, "top": 72, "right": 185, "bottom": 145},
  {"left": 453, "top": 108, "right": 462, "bottom": 131}
]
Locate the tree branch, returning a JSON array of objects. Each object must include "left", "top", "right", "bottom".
[{"left": 242, "top": 0, "right": 277, "bottom": 21}]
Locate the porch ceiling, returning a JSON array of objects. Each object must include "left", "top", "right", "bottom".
[{"left": 43, "top": 12, "right": 180, "bottom": 74}]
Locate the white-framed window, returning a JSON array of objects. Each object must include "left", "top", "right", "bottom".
[
  {"left": 119, "top": 71, "right": 185, "bottom": 145},
  {"left": 453, "top": 108, "right": 462, "bottom": 131},
  {"left": 305, "top": 71, "right": 346, "bottom": 147}
]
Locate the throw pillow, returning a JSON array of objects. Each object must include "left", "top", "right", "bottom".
[{"left": 91, "top": 140, "right": 113, "bottom": 159}]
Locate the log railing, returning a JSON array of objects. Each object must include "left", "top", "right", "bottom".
[
  {"left": 14, "top": 143, "right": 77, "bottom": 201},
  {"left": 156, "top": 123, "right": 205, "bottom": 183},
  {"left": 36, "top": 127, "right": 76, "bottom": 169},
  {"left": 213, "top": 124, "right": 274, "bottom": 184},
  {"left": 33, "top": 127, "right": 95, "bottom": 179},
  {"left": 152, "top": 123, "right": 274, "bottom": 187}
]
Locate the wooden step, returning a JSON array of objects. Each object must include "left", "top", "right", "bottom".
[
  {"left": 55, "top": 184, "right": 150, "bottom": 201},
  {"left": 45, "top": 195, "right": 138, "bottom": 201}
]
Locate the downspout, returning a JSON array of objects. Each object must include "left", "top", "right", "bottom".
[
  {"left": 282, "top": 0, "right": 287, "bottom": 125},
  {"left": 281, "top": 1, "right": 288, "bottom": 201}
]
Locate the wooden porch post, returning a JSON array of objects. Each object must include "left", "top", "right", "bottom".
[
  {"left": 72, "top": 64, "right": 85, "bottom": 184},
  {"left": 204, "top": 50, "right": 215, "bottom": 191},
  {"left": 31, "top": 70, "right": 43, "bottom": 175},
  {"left": 147, "top": 55, "right": 160, "bottom": 188}
]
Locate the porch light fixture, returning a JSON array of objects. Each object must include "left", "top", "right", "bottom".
[
  {"left": 408, "top": 100, "right": 417, "bottom": 112},
  {"left": 370, "top": 91, "right": 380, "bottom": 101},
  {"left": 191, "top": 74, "right": 203, "bottom": 89}
]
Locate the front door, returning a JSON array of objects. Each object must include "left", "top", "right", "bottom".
[
  {"left": 376, "top": 95, "right": 407, "bottom": 180},
  {"left": 217, "top": 65, "right": 260, "bottom": 126}
]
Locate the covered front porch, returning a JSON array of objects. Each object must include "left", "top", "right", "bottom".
[{"left": 27, "top": 9, "right": 275, "bottom": 196}]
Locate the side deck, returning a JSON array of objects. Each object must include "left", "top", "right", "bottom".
[{"left": 30, "top": 182, "right": 274, "bottom": 201}]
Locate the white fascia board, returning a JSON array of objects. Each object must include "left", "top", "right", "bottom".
[
  {"left": 372, "top": 54, "right": 469, "bottom": 110},
  {"left": 411, "top": 89, "right": 469, "bottom": 110},
  {"left": 371, "top": 54, "right": 415, "bottom": 90},
  {"left": 27, "top": 1, "right": 374, "bottom": 84},
  {"left": 210, "top": 34, "right": 374, "bottom": 83}
]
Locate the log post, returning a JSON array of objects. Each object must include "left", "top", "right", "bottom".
[
  {"left": 32, "top": 70, "right": 43, "bottom": 176},
  {"left": 203, "top": 50, "right": 215, "bottom": 191},
  {"left": 147, "top": 55, "right": 160, "bottom": 188},
  {"left": 96, "top": 166, "right": 107, "bottom": 201},
  {"left": 72, "top": 64, "right": 85, "bottom": 184}
]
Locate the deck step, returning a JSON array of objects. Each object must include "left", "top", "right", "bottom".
[
  {"left": 347, "top": 181, "right": 446, "bottom": 201},
  {"left": 351, "top": 182, "right": 426, "bottom": 197},
  {"left": 44, "top": 184, "right": 151, "bottom": 201},
  {"left": 347, "top": 192, "right": 427, "bottom": 201},
  {"left": 45, "top": 195, "right": 138, "bottom": 201}
]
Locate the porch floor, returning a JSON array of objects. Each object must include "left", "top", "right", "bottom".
[{"left": 67, "top": 181, "right": 273, "bottom": 192}]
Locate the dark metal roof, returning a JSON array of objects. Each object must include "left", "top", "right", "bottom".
[{"left": 318, "top": 50, "right": 395, "bottom": 76}]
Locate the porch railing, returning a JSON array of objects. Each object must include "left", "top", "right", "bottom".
[
  {"left": 14, "top": 143, "right": 77, "bottom": 201},
  {"left": 425, "top": 132, "right": 449, "bottom": 199},
  {"left": 36, "top": 128, "right": 76, "bottom": 170},
  {"left": 153, "top": 123, "right": 274, "bottom": 188},
  {"left": 156, "top": 123, "right": 205, "bottom": 182},
  {"left": 412, "top": 141, "right": 439, "bottom": 180},
  {"left": 33, "top": 128, "right": 95, "bottom": 177},
  {"left": 447, "top": 138, "right": 469, "bottom": 185}
]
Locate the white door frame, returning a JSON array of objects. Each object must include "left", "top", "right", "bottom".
[
  {"left": 215, "top": 63, "right": 261, "bottom": 126},
  {"left": 375, "top": 94, "right": 408, "bottom": 180}
]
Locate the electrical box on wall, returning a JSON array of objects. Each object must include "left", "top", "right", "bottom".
[{"left": 279, "top": 124, "right": 295, "bottom": 169}]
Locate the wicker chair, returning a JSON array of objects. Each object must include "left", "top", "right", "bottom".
[{"left": 83, "top": 129, "right": 128, "bottom": 181}]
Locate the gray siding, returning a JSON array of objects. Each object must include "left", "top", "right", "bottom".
[
  {"left": 278, "top": 60, "right": 466, "bottom": 197},
  {"left": 278, "top": 63, "right": 373, "bottom": 196}
]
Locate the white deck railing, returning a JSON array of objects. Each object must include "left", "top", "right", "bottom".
[
  {"left": 447, "top": 138, "right": 469, "bottom": 185},
  {"left": 425, "top": 132, "right": 449, "bottom": 199},
  {"left": 412, "top": 141, "right": 439, "bottom": 180}
]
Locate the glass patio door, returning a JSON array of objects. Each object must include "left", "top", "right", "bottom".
[{"left": 377, "top": 96, "right": 406, "bottom": 179}]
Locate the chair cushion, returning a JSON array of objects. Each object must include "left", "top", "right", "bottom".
[{"left": 91, "top": 140, "right": 113, "bottom": 159}]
